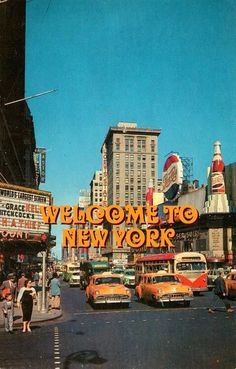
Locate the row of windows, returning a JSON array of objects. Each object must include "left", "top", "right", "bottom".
[
  {"left": 115, "top": 137, "right": 156, "bottom": 153},
  {"left": 115, "top": 154, "right": 156, "bottom": 161}
]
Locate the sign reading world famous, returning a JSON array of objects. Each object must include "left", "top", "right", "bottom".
[
  {"left": 162, "top": 154, "right": 183, "bottom": 201},
  {"left": 0, "top": 182, "right": 51, "bottom": 241}
]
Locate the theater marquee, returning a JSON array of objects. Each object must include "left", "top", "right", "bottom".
[{"left": 0, "top": 182, "right": 51, "bottom": 241}]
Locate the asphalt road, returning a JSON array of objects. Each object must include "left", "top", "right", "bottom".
[{"left": 0, "top": 282, "right": 236, "bottom": 369}]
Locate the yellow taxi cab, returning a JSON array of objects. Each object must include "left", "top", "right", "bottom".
[
  {"left": 135, "top": 272, "right": 193, "bottom": 307},
  {"left": 85, "top": 273, "right": 131, "bottom": 307},
  {"left": 225, "top": 270, "right": 236, "bottom": 298}
]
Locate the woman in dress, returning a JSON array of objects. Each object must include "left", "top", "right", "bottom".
[
  {"left": 49, "top": 272, "right": 61, "bottom": 310},
  {"left": 17, "top": 279, "right": 36, "bottom": 332}
]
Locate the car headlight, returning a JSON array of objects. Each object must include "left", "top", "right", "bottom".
[
  {"left": 157, "top": 289, "right": 162, "bottom": 294},
  {"left": 95, "top": 290, "right": 100, "bottom": 295},
  {"left": 125, "top": 288, "right": 131, "bottom": 295}
]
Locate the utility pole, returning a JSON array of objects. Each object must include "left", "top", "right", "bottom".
[{"left": 41, "top": 251, "right": 47, "bottom": 313}]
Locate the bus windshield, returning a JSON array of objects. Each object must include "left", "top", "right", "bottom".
[
  {"left": 124, "top": 270, "right": 135, "bottom": 276},
  {"left": 68, "top": 267, "right": 80, "bottom": 272},
  {"left": 176, "top": 262, "right": 206, "bottom": 271}
]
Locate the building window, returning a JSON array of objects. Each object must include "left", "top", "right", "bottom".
[
  {"left": 115, "top": 138, "right": 120, "bottom": 151},
  {"left": 138, "top": 138, "right": 146, "bottom": 152},
  {"left": 125, "top": 137, "right": 134, "bottom": 152},
  {"left": 151, "top": 140, "right": 155, "bottom": 153}
]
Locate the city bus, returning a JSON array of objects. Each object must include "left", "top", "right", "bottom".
[
  {"left": 62, "top": 261, "right": 81, "bottom": 287},
  {"left": 135, "top": 252, "right": 208, "bottom": 293},
  {"left": 80, "top": 260, "right": 110, "bottom": 289}
]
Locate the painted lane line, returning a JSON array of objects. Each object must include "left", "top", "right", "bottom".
[
  {"left": 73, "top": 304, "right": 236, "bottom": 316},
  {"left": 54, "top": 327, "right": 61, "bottom": 369}
]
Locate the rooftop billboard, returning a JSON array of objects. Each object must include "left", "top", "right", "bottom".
[{"left": 162, "top": 154, "right": 183, "bottom": 201}]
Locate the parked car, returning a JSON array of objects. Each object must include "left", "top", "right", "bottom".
[
  {"left": 225, "top": 270, "right": 236, "bottom": 298},
  {"left": 135, "top": 272, "right": 193, "bottom": 307},
  {"left": 207, "top": 268, "right": 230, "bottom": 290},
  {"left": 85, "top": 273, "right": 131, "bottom": 308}
]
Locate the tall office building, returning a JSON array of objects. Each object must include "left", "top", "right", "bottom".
[
  {"left": 101, "top": 122, "right": 161, "bottom": 207},
  {"left": 90, "top": 171, "right": 103, "bottom": 205},
  {"left": 101, "top": 122, "right": 161, "bottom": 261},
  {"left": 89, "top": 171, "right": 104, "bottom": 259}
]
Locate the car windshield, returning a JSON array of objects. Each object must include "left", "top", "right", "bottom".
[
  {"left": 124, "top": 270, "right": 135, "bottom": 276},
  {"left": 152, "top": 275, "right": 180, "bottom": 284},
  {"left": 176, "top": 262, "right": 206, "bottom": 271},
  {"left": 95, "top": 277, "right": 121, "bottom": 285}
]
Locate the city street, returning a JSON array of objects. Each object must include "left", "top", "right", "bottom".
[{"left": 0, "top": 281, "right": 236, "bottom": 369}]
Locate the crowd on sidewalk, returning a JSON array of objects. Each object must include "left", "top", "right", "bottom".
[{"left": 0, "top": 267, "right": 62, "bottom": 334}]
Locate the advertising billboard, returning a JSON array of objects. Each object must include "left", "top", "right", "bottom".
[
  {"left": 0, "top": 182, "right": 51, "bottom": 242},
  {"left": 162, "top": 154, "right": 183, "bottom": 201}
]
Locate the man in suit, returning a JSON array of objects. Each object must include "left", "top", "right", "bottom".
[{"left": 208, "top": 268, "right": 234, "bottom": 314}]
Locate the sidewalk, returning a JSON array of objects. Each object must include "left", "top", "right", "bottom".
[{"left": 0, "top": 303, "right": 62, "bottom": 330}]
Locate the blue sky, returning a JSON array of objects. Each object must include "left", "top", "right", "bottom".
[{"left": 26, "top": 0, "right": 236, "bottom": 258}]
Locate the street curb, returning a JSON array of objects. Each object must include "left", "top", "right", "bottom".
[
  {"left": 32, "top": 310, "right": 63, "bottom": 324},
  {"left": 1, "top": 310, "right": 63, "bottom": 329}
]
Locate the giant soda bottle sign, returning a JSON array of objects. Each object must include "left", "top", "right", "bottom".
[
  {"left": 162, "top": 154, "right": 183, "bottom": 201},
  {"left": 211, "top": 141, "right": 225, "bottom": 194}
]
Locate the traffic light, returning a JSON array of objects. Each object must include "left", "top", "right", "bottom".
[
  {"left": 49, "top": 234, "right": 56, "bottom": 248},
  {"left": 40, "top": 233, "right": 56, "bottom": 248}
]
